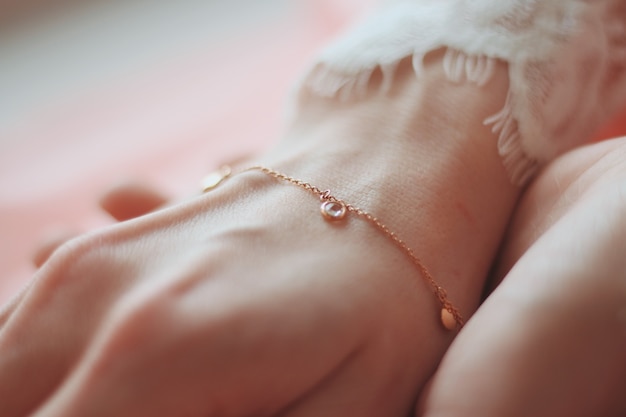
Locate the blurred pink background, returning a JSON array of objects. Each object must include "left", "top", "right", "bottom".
[
  {"left": 0, "top": 0, "right": 624, "bottom": 305},
  {"left": 0, "top": 0, "right": 377, "bottom": 304}
]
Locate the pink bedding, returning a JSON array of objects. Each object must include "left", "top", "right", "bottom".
[{"left": 1, "top": 0, "right": 624, "bottom": 305}]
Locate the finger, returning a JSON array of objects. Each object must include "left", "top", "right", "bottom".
[
  {"left": 418, "top": 192, "right": 626, "bottom": 417},
  {"left": 0, "top": 271, "right": 88, "bottom": 416},
  {"left": 99, "top": 182, "right": 169, "bottom": 222},
  {"left": 0, "top": 235, "right": 136, "bottom": 417},
  {"left": 32, "top": 266, "right": 370, "bottom": 417}
]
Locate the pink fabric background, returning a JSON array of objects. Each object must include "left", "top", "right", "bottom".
[
  {"left": 0, "top": 0, "right": 375, "bottom": 303},
  {"left": 0, "top": 0, "right": 624, "bottom": 305}
]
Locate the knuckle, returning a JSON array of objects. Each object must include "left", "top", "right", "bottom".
[
  {"left": 37, "top": 234, "right": 112, "bottom": 291},
  {"left": 49, "top": 232, "right": 104, "bottom": 264}
]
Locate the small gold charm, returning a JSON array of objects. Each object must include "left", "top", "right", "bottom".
[
  {"left": 202, "top": 166, "right": 232, "bottom": 193},
  {"left": 320, "top": 201, "right": 347, "bottom": 221},
  {"left": 441, "top": 308, "right": 457, "bottom": 331}
]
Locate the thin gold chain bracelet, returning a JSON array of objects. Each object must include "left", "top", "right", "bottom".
[{"left": 202, "top": 165, "right": 465, "bottom": 331}]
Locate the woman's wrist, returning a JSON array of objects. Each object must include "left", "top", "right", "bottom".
[
  {"left": 257, "top": 51, "right": 521, "bottom": 313},
  {"left": 271, "top": 51, "right": 515, "bottom": 200}
]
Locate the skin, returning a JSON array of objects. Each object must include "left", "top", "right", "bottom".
[
  {"left": 1, "top": 50, "right": 624, "bottom": 415},
  {"left": 418, "top": 138, "right": 626, "bottom": 417},
  {"left": 22, "top": 139, "right": 626, "bottom": 417},
  {"left": 46, "top": 142, "right": 626, "bottom": 417},
  {"left": 0, "top": 53, "right": 518, "bottom": 417}
]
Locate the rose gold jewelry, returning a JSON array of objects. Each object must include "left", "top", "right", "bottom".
[{"left": 202, "top": 165, "right": 465, "bottom": 331}]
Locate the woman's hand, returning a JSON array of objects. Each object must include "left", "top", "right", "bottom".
[
  {"left": 0, "top": 56, "right": 519, "bottom": 416},
  {"left": 1, "top": 167, "right": 467, "bottom": 417},
  {"left": 417, "top": 138, "right": 626, "bottom": 417},
  {"left": 0, "top": 163, "right": 489, "bottom": 417}
]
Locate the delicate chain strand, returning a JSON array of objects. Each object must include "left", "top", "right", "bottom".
[{"left": 203, "top": 165, "right": 465, "bottom": 330}]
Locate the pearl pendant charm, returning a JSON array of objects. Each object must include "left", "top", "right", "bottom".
[{"left": 320, "top": 201, "right": 347, "bottom": 221}]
